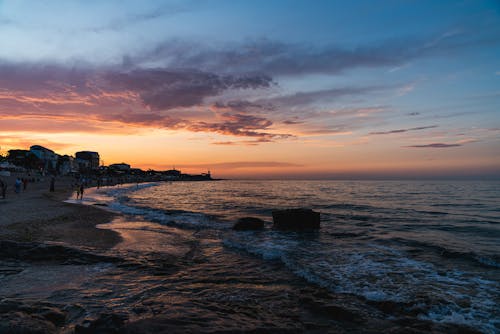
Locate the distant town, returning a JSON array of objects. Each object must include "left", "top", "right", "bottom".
[{"left": 0, "top": 145, "right": 213, "bottom": 182}]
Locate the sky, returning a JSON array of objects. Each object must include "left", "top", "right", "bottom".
[{"left": 0, "top": 0, "right": 499, "bottom": 179}]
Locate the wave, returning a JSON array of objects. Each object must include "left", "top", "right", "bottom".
[{"left": 388, "top": 238, "right": 500, "bottom": 269}]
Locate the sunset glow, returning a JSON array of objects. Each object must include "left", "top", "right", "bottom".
[{"left": 1, "top": 0, "right": 499, "bottom": 178}]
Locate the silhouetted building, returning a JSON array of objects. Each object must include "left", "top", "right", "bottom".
[
  {"left": 57, "top": 155, "right": 78, "bottom": 175},
  {"left": 109, "top": 163, "right": 131, "bottom": 171},
  {"left": 30, "top": 145, "right": 58, "bottom": 171},
  {"left": 75, "top": 151, "right": 100, "bottom": 170},
  {"left": 163, "top": 169, "right": 181, "bottom": 180}
]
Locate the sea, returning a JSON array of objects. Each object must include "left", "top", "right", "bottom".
[
  {"left": 3, "top": 180, "right": 498, "bottom": 332},
  {"left": 71, "top": 179, "right": 500, "bottom": 333}
]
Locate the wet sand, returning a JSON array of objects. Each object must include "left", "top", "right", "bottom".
[{"left": 0, "top": 175, "right": 120, "bottom": 248}]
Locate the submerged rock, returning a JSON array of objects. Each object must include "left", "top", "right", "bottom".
[
  {"left": 0, "top": 311, "right": 57, "bottom": 334},
  {"left": 0, "top": 241, "right": 120, "bottom": 264},
  {"left": 272, "top": 208, "right": 320, "bottom": 230},
  {"left": 75, "top": 313, "right": 128, "bottom": 334},
  {"left": 233, "top": 217, "right": 265, "bottom": 231}
]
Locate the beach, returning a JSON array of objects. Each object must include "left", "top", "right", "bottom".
[
  {"left": 0, "top": 179, "right": 495, "bottom": 333},
  {"left": 0, "top": 175, "right": 120, "bottom": 248}
]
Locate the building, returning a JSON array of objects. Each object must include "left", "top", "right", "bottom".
[
  {"left": 163, "top": 168, "right": 181, "bottom": 180},
  {"left": 75, "top": 151, "right": 100, "bottom": 170},
  {"left": 30, "top": 145, "right": 58, "bottom": 171},
  {"left": 57, "top": 155, "right": 78, "bottom": 175},
  {"left": 109, "top": 163, "right": 131, "bottom": 172}
]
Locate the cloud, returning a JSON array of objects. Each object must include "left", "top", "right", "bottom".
[
  {"left": 405, "top": 143, "right": 462, "bottom": 148},
  {"left": 258, "top": 86, "right": 384, "bottom": 107},
  {"left": 211, "top": 100, "right": 274, "bottom": 113},
  {"left": 135, "top": 26, "right": 500, "bottom": 77},
  {"left": 188, "top": 113, "right": 292, "bottom": 140},
  {"left": 370, "top": 125, "right": 438, "bottom": 135},
  {"left": 178, "top": 161, "right": 303, "bottom": 169},
  {"left": 0, "top": 135, "right": 73, "bottom": 151},
  {"left": 0, "top": 62, "right": 283, "bottom": 141},
  {"left": 87, "top": 3, "right": 189, "bottom": 32},
  {"left": 106, "top": 69, "right": 273, "bottom": 111}
]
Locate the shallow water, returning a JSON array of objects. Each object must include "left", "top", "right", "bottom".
[{"left": 93, "top": 180, "right": 500, "bottom": 333}]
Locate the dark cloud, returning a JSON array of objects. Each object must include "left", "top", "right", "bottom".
[
  {"left": 212, "top": 100, "right": 274, "bottom": 113},
  {"left": 0, "top": 62, "right": 92, "bottom": 92},
  {"left": 189, "top": 112, "right": 291, "bottom": 140},
  {"left": 259, "top": 86, "right": 384, "bottom": 107},
  {"left": 370, "top": 125, "right": 438, "bottom": 135},
  {"left": 136, "top": 27, "right": 500, "bottom": 77},
  {"left": 106, "top": 69, "right": 272, "bottom": 111},
  {"left": 283, "top": 119, "right": 304, "bottom": 125},
  {"left": 405, "top": 143, "right": 462, "bottom": 148}
]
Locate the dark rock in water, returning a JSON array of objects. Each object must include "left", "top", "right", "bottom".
[
  {"left": 0, "top": 241, "right": 120, "bottom": 265},
  {"left": 0, "top": 311, "right": 57, "bottom": 334},
  {"left": 93, "top": 203, "right": 108, "bottom": 207},
  {"left": 75, "top": 313, "right": 128, "bottom": 334},
  {"left": 272, "top": 208, "right": 320, "bottom": 230},
  {"left": 39, "top": 308, "right": 67, "bottom": 326},
  {"left": 233, "top": 217, "right": 265, "bottom": 231}
]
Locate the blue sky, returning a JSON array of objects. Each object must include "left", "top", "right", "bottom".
[{"left": 0, "top": 0, "right": 499, "bottom": 177}]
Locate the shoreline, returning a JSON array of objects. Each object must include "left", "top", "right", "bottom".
[{"left": 0, "top": 175, "right": 122, "bottom": 249}]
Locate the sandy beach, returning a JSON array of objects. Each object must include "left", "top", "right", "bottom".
[{"left": 0, "top": 175, "right": 120, "bottom": 248}]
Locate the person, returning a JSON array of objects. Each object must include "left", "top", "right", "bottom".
[
  {"left": 79, "top": 184, "right": 84, "bottom": 200},
  {"left": 22, "top": 178, "right": 28, "bottom": 191},
  {"left": 15, "top": 178, "right": 22, "bottom": 194},
  {"left": 74, "top": 183, "right": 80, "bottom": 199},
  {"left": 49, "top": 177, "right": 55, "bottom": 192},
  {"left": 0, "top": 179, "right": 6, "bottom": 199}
]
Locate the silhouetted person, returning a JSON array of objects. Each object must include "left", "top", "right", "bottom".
[
  {"left": 79, "top": 184, "right": 84, "bottom": 200},
  {"left": 50, "top": 177, "right": 55, "bottom": 192},
  {"left": 15, "top": 178, "right": 21, "bottom": 194},
  {"left": 0, "top": 179, "right": 6, "bottom": 199},
  {"left": 22, "top": 178, "right": 28, "bottom": 191}
]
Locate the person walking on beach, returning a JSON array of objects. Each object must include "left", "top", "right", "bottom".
[
  {"left": 0, "top": 179, "right": 6, "bottom": 199},
  {"left": 74, "top": 183, "right": 80, "bottom": 199},
  {"left": 15, "top": 178, "right": 21, "bottom": 194},
  {"left": 79, "top": 184, "right": 84, "bottom": 200},
  {"left": 50, "top": 177, "right": 55, "bottom": 192}
]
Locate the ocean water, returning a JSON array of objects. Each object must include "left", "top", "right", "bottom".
[{"left": 79, "top": 180, "right": 500, "bottom": 333}]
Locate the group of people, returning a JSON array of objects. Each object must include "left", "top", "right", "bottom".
[
  {"left": 74, "top": 182, "right": 85, "bottom": 200},
  {"left": 0, "top": 177, "right": 34, "bottom": 199}
]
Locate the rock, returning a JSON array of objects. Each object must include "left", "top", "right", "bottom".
[
  {"left": 0, "top": 311, "right": 57, "bottom": 334},
  {"left": 272, "top": 209, "right": 320, "bottom": 230},
  {"left": 75, "top": 313, "right": 128, "bottom": 334},
  {"left": 39, "top": 308, "right": 66, "bottom": 326},
  {"left": 233, "top": 217, "right": 265, "bottom": 231}
]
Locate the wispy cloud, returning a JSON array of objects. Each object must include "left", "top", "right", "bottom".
[
  {"left": 370, "top": 125, "right": 438, "bottom": 135},
  {"left": 405, "top": 143, "right": 462, "bottom": 148},
  {"left": 181, "top": 161, "right": 303, "bottom": 169}
]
